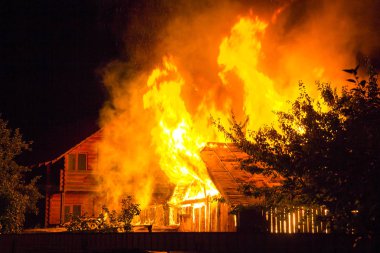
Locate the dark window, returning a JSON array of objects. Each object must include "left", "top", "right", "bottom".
[
  {"left": 68, "top": 154, "right": 76, "bottom": 170},
  {"left": 73, "top": 205, "right": 81, "bottom": 217},
  {"left": 78, "top": 154, "right": 87, "bottom": 170},
  {"left": 64, "top": 206, "right": 71, "bottom": 222}
]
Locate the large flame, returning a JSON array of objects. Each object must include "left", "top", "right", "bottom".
[
  {"left": 95, "top": 6, "right": 355, "bottom": 213},
  {"left": 218, "top": 17, "right": 285, "bottom": 131},
  {"left": 142, "top": 57, "right": 220, "bottom": 205}
]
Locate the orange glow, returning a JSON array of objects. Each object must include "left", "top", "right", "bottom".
[
  {"left": 142, "top": 57, "right": 219, "bottom": 205},
  {"left": 218, "top": 17, "right": 285, "bottom": 131},
  {"left": 95, "top": 4, "right": 354, "bottom": 223}
]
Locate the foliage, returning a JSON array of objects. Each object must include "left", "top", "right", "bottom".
[
  {"left": 215, "top": 64, "right": 380, "bottom": 236},
  {"left": 0, "top": 118, "right": 42, "bottom": 233},
  {"left": 118, "top": 196, "right": 141, "bottom": 232},
  {"left": 64, "top": 196, "right": 141, "bottom": 233}
]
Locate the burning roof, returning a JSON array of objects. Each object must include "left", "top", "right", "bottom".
[{"left": 201, "top": 142, "right": 281, "bottom": 206}]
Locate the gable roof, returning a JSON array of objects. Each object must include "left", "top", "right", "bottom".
[
  {"left": 201, "top": 142, "right": 280, "bottom": 206},
  {"left": 39, "top": 129, "right": 103, "bottom": 166}
]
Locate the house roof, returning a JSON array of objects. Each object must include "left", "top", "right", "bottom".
[
  {"left": 201, "top": 142, "right": 280, "bottom": 206},
  {"left": 38, "top": 129, "right": 103, "bottom": 166}
]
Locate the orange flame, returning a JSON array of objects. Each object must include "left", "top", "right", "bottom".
[
  {"left": 96, "top": 7, "right": 354, "bottom": 214},
  {"left": 218, "top": 17, "right": 285, "bottom": 131},
  {"left": 143, "top": 57, "right": 219, "bottom": 205}
]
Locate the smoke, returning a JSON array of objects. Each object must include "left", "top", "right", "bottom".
[
  {"left": 99, "top": 0, "right": 380, "bottom": 76},
  {"left": 261, "top": 0, "right": 380, "bottom": 94},
  {"left": 95, "top": 0, "right": 380, "bottom": 210},
  {"left": 100, "top": 0, "right": 380, "bottom": 106}
]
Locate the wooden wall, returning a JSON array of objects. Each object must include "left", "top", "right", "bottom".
[
  {"left": 48, "top": 193, "right": 62, "bottom": 225},
  {"left": 178, "top": 202, "right": 236, "bottom": 232},
  {"left": 63, "top": 130, "right": 102, "bottom": 172},
  {"left": 64, "top": 192, "right": 97, "bottom": 217},
  {"left": 63, "top": 172, "right": 97, "bottom": 192},
  {"left": 46, "top": 131, "right": 102, "bottom": 226}
]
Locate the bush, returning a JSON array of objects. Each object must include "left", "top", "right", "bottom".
[{"left": 64, "top": 196, "right": 141, "bottom": 233}]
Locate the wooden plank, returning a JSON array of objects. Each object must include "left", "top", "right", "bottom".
[{"left": 48, "top": 193, "right": 61, "bottom": 225}]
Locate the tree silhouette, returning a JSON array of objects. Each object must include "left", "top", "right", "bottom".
[
  {"left": 0, "top": 118, "right": 41, "bottom": 233},
  {"left": 216, "top": 64, "right": 380, "bottom": 236}
]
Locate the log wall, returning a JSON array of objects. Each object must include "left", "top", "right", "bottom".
[{"left": 48, "top": 193, "right": 62, "bottom": 225}]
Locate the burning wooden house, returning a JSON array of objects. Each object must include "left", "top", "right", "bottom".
[
  {"left": 35, "top": 130, "right": 253, "bottom": 231},
  {"left": 33, "top": 130, "right": 327, "bottom": 233}
]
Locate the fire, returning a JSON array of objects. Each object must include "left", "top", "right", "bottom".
[
  {"left": 143, "top": 57, "right": 219, "bottom": 205},
  {"left": 95, "top": 5, "right": 355, "bottom": 225},
  {"left": 95, "top": 14, "right": 294, "bottom": 211},
  {"left": 218, "top": 17, "right": 285, "bottom": 131},
  {"left": 139, "top": 16, "right": 288, "bottom": 208}
]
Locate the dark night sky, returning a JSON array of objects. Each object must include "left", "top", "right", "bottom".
[
  {"left": 0, "top": 0, "right": 187, "bottom": 164},
  {"left": 1, "top": 1, "right": 120, "bottom": 164},
  {"left": 0, "top": 0, "right": 211, "bottom": 165}
]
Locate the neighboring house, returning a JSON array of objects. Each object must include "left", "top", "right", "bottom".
[
  {"left": 32, "top": 131, "right": 328, "bottom": 233},
  {"left": 32, "top": 130, "right": 102, "bottom": 227}
]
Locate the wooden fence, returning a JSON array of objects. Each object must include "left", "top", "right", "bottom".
[
  {"left": 265, "top": 207, "right": 330, "bottom": 233},
  {"left": 0, "top": 232, "right": 376, "bottom": 253}
]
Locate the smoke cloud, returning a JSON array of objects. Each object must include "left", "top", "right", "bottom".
[{"left": 94, "top": 0, "right": 380, "bottom": 209}]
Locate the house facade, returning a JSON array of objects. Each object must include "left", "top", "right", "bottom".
[{"left": 36, "top": 130, "right": 102, "bottom": 227}]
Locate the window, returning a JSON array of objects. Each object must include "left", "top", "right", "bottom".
[
  {"left": 63, "top": 205, "right": 82, "bottom": 221},
  {"left": 64, "top": 206, "right": 71, "bottom": 222},
  {"left": 68, "top": 154, "right": 76, "bottom": 171},
  {"left": 67, "top": 153, "right": 88, "bottom": 170},
  {"left": 73, "top": 205, "right": 82, "bottom": 217},
  {"left": 78, "top": 153, "right": 87, "bottom": 170}
]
